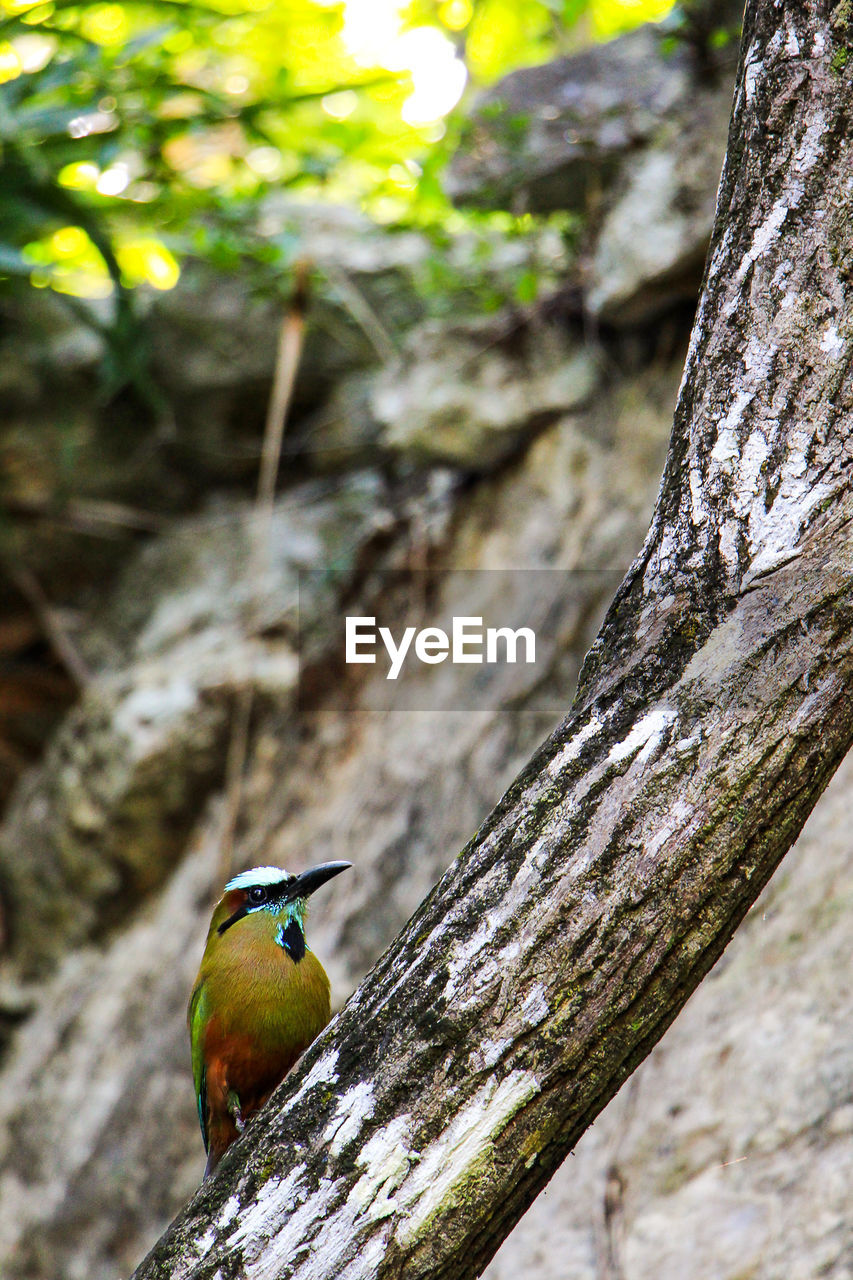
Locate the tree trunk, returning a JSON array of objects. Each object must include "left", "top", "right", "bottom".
[{"left": 132, "top": 3, "right": 853, "bottom": 1276}]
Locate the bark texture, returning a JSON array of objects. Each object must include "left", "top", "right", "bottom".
[{"left": 132, "top": 3, "right": 853, "bottom": 1277}]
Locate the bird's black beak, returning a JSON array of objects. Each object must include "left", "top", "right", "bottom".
[{"left": 285, "top": 860, "right": 351, "bottom": 901}]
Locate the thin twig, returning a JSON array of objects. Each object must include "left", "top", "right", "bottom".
[
  {"left": 321, "top": 262, "right": 398, "bottom": 365},
  {"left": 595, "top": 1072, "right": 641, "bottom": 1280},
  {"left": 3, "top": 495, "right": 166, "bottom": 535},
  {"left": 5, "top": 563, "right": 92, "bottom": 688},
  {"left": 216, "top": 263, "right": 311, "bottom": 891},
  {"left": 217, "top": 682, "right": 255, "bottom": 890}
]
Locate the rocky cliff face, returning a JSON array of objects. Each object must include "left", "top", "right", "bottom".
[{"left": 1, "top": 11, "right": 850, "bottom": 1280}]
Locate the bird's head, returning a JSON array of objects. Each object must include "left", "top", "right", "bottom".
[{"left": 214, "top": 862, "right": 352, "bottom": 939}]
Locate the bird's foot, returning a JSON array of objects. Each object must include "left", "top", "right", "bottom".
[{"left": 226, "top": 1089, "right": 246, "bottom": 1133}]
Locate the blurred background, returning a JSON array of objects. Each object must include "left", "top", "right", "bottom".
[
  {"left": 0, "top": 0, "right": 685, "bottom": 811},
  {"left": 1, "top": 2, "right": 852, "bottom": 1278}
]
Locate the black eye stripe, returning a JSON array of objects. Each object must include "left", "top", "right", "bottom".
[
  {"left": 218, "top": 880, "right": 292, "bottom": 933},
  {"left": 217, "top": 905, "right": 248, "bottom": 935}
]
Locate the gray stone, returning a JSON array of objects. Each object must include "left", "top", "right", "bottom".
[
  {"left": 0, "top": 351, "right": 677, "bottom": 1278},
  {"left": 446, "top": 25, "right": 696, "bottom": 215},
  {"left": 587, "top": 85, "right": 732, "bottom": 323},
  {"left": 373, "top": 317, "right": 599, "bottom": 467},
  {"left": 0, "top": 472, "right": 453, "bottom": 976},
  {"left": 446, "top": 16, "right": 739, "bottom": 325}
]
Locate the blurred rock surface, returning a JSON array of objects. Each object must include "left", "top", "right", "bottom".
[
  {"left": 373, "top": 314, "right": 599, "bottom": 467},
  {"left": 0, "top": 353, "right": 676, "bottom": 1280},
  {"left": 1, "top": 7, "right": 850, "bottom": 1280},
  {"left": 447, "top": 14, "right": 739, "bottom": 324}
]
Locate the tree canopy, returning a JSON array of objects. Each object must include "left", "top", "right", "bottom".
[{"left": 1, "top": 0, "right": 678, "bottom": 319}]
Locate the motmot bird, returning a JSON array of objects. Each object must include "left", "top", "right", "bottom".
[{"left": 188, "top": 860, "right": 351, "bottom": 1177}]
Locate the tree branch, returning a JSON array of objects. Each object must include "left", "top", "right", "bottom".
[{"left": 132, "top": 3, "right": 853, "bottom": 1276}]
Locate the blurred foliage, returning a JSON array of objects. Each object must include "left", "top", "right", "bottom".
[{"left": 0, "top": 0, "right": 675, "bottom": 398}]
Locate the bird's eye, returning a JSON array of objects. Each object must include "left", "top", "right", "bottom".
[{"left": 248, "top": 886, "right": 267, "bottom": 904}]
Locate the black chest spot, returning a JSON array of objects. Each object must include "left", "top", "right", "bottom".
[{"left": 277, "top": 918, "right": 305, "bottom": 962}]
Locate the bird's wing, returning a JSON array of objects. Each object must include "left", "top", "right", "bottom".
[{"left": 188, "top": 981, "right": 209, "bottom": 1153}]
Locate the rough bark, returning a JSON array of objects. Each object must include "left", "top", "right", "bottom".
[{"left": 132, "top": 4, "right": 853, "bottom": 1277}]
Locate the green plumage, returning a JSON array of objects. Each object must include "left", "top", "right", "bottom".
[{"left": 188, "top": 862, "right": 350, "bottom": 1176}]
